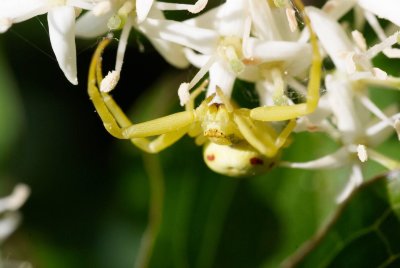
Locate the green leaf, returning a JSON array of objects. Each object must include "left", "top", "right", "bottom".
[{"left": 282, "top": 170, "right": 400, "bottom": 268}]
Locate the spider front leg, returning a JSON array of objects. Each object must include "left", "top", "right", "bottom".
[
  {"left": 88, "top": 38, "right": 197, "bottom": 153},
  {"left": 103, "top": 94, "right": 190, "bottom": 153},
  {"left": 250, "top": 0, "right": 322, "bottom": 122}
]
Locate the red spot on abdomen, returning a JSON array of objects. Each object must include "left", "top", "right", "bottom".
[
  {"left": 250, "top": 157, "right": 264, "bottom": 166},
  {"left": 207, "top": 154, "right": 215, "bottom": 161}
]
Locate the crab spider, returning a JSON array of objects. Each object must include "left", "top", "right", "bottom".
[
  {"left": 87, "top": 1, "right": 321, "bottom": 177},
  {"left": 88, "top": 39, "right": 298, "bottom": 176}
]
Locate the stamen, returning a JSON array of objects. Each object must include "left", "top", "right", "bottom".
[
  {"left": 366, "top": 113, "right": 400, "bottom": 138},
  {"left": 358, "top": 94, "right": 394, "bottom": 128},
  {"left": 115, "top": 18, "right": 132, "bottom": 73},
  {"left": 352, "top": 30, "right": 367, "bottom": 52},
  {"left": 178, "top": 83, "right": 190, "bottom": 106},
  {"left": 280, "top": 147, "right": 350, "bottom": 169},
  {"left": 189, "top": 54, "right": 217, "bottom": 89},
  {"left": 372, "top": 68, "right": 387, "bottom": 80},
  {"left": 178, "top": 54, "right": 217, "bottom": 106},
  {"left": 368, "top": 148, "right": 400, "bottom": 170},
  {"left": 363, "top": 10, "right": 386, "bottom": 41},
  {"left": 100, "top": 70, "right": 120, "bottom": 93},
  {"left": 155, "top": 0, "right": 208, "bottom": 14},
  {"left": 187, "top": 0, "right": 208, "bottom": 13},
  {"left": 357, "top": 144, "right": 368, "bottom": 162},
  {"left": 364, "top": 12, "right": 400, "bottom": 59},
  {"left": 242, "top": 16, "right": 252, "bottom": 58},
  {"left": 365, "top": 31, "right": 400, "bottom": 59}
]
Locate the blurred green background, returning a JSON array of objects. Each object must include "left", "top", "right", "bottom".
[{"left": 0, "top": 3, "right": 399, "bottom": 267}]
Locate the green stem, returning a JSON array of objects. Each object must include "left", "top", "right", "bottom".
[{"left": 134, "top": 153, "right": 164, "bottom": 268}]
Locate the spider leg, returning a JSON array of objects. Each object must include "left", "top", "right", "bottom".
[
  {"left": 250, "top": 0, "right": 322, "bottom": 122},
  {"left": 233, "top": 111, "right": 279, "bottom": 157},
  {"left": 274, "top": 119, "right": 296, "bottom": 149},
  {"left": 234, "top": 110, "right": 297, "bottom": 158},
  {"left": 102, "top": 94, "right": 190, "bottom": 153},
  {"left": 88, "top": 38, "right": 195, "bottom": 152}
]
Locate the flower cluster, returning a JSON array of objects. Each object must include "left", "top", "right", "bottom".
[
  {"left": 283, "top": 1, "right": 400, "bottom": 201},
  {"left": 1, "top": 0, "right": 399, "bottom": 200}
]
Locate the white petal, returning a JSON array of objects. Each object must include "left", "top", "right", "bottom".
[
  {"left": 326, "top": 73, "right": 365, "bottom": 143},
  {"left": 336, "top": 164, "right": 363, "bottom": 203},
  {"left": 359, "top": 0, "right": 400, "bottom": 26},
  {"left": 246, "top": 39, "right": 312, "bottom": 75},
  {"left": 248, "top": 0, "right": 281, "bottom": 40},
  {"left": 207, "top": 61, "right": 236, "bottom": 99},
  {"left": 136, "top": 0, "right": 154, "bottom": 23},
  {"left": 307, "top": 6, "right": 355, "bottom": 72},
  {"left": 184, "top": 4, "right": 220, "bottom": 29},
  {"left": 75, "top": 10, "right": 111, "bottom": 38},
  {"left": 322, "top": 0, "right": 357, "bottom": 20},
  {"left": 148, "top": 38, "right": 190, "bottom": 68},
  {"left": 0, "top": 0, "right": 50, "bottom": 24},
  {"left": 216, "top": 0, "right": 248, "bottom": 37},
  {"left": 183, "top": 48, "right": 209, "bottom": 68},
  {"left": 138, "top": 19, "right": 219, "bottom": 55},
  {"left": 48, "top": 7, "right": 78, "bottom": 85},
  {"left": 100, "top": 71, "right": 120, "bottom": 93},
  {"left": 366, "top": 111, "right": 400, "bottom": 145},
  {"left": 280, "top": 147, "right": 351, "bottom": 169}
]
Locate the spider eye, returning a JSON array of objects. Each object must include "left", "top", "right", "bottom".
[
  {"left": 203, "top": 142, "right": 278, "bottom": 177},
  {"left": 202, "top": 104, "right": 242, "bottom": 145}
]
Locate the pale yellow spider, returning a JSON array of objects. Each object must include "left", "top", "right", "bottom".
[{"left": 87, "top": 0, "right": 321, "bottom": 177}]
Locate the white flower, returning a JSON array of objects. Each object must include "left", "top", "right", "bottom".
[
  {"left": 0, "top": 0, "right": 99, "bottom": 85},
  {"left": 76, "top": 0, "right": 209, "bottom": 92},
  {"left": 282, "top": 7, "right": 400, "bottom": 202},
  {"left": 322, "top": 0, "right": 400, "bottom": 58},
  {"left": 138, "top": 0, "right": 312, "bottom": 106}
]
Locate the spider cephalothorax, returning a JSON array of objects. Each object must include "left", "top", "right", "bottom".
[{"left": 201, "top": 103, "right": 243, "bottom": 145}]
